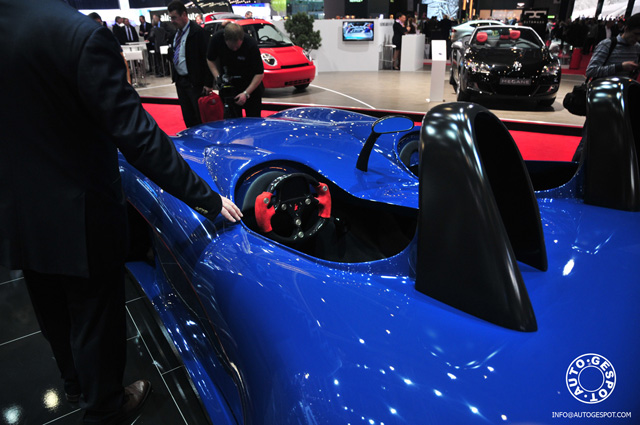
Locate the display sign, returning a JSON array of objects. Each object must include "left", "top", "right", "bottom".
[
  {"left": 342, "top": 21, "right": 374, "bottom": 41},
  {"left": 521, "top": 9, "right": 548, "bottom": 40},
  {"left": 129, "top": 0, "right": 167, "bottom": 8},
  {"left": 571, "top": 0, "right": 598, "bottom": 19},
  {"left": 420, "top": 0, "right": 458, "bottom": 21},
  {"left": 232, "top": 3, "right": 271, "bottom": 18},
  {"left": 431, "top": 39, "right": 446, "bottom": 60},
  {"left": 599, "top": 0, "right": 629, "bottom": 18},
  {"left": 192, "top": 0, "right": 234, "bottom": 12},
  {"left": 67, "top": 0, "right": 119, "bottom": 9}
]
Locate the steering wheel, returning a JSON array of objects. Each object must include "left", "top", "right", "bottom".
[{"left": 254, "top": 173, "right": 331, "bottom": 244}]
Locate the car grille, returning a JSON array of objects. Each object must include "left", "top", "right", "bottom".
[
  {"left": 284, "top": 78, "right": 311, "bottom": 86},
  {"left": 490, "top": 84, "right": 539, "bottom": 96},
  {"left": 475, "top": 73, "right": 541, "bottom": 96},
  {"left": 281, "top": 63, "right": 311, "bottom": 69}
]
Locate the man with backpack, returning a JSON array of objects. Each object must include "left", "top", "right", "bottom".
[
  {"left": 586, "top": 13, "right": 640, "bottom": 80},
  {"left": 572, "top": 14, "right": 640, "bottom": 161}
]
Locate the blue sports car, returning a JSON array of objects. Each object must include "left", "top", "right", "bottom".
[{"left": 121, "top": 77, "right": 640, "bottom": 424}]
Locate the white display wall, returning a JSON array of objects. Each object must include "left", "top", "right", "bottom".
[{"left": 274, "top": 19, "right": 395, "bottom": 72}]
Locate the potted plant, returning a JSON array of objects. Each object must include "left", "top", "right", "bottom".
[{"left": 284, "top": 13, "right": 322, "bottom": 56}]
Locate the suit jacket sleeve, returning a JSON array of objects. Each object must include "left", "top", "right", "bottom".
[{"left": 77, "top": 26, "right": 222, "bottom": 219}]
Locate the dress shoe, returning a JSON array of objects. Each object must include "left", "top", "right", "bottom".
[{"left": 105, "top": 380, "right": 152, "bottom": 425}]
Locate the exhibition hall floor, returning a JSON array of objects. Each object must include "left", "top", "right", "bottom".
[
  {"left": 0, "top": 267, "right": 212, "bottom": 425},
  {"left": 136, "top": 66, "right": 587, "bottom": 127},
  {"left": 0, "top": 67, "right": 585, "bottom": 425}
]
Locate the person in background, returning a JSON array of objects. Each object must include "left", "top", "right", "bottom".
[
  {"left": 582, "top": 18, "right": 599, "bottom": 54},
  {"left": 392, "top": 13, "right": 407, "bottom": 70},
  {"left": 138, "top": 15, "right": 151, "bottom": 41},
  {"left": 427, "top": 16, "right": 443, "bottom": 43},
  {"left": 245, "top": 10, "right": 253, "bottom": 19},
  {"left": 572, "top": 13, "right": 640, "bottom": 161},
  {"left": 207, "top": 22, "right": 264, "bottom": 118},
  {"left": 149, "top": 14, "right": 168, "bottom": 77},
  {"left": 0, "top": 1, "right": 242, "bottom": 425},
  {"left": 421, "top": 15, "right": 433, "bottom": 43},
  {"left": 405, "top": 15, "right": 417, "bottom": 34},
  {"left": 123, "top": 18, "right": 139, "bottom": 43},
  {"left": 586, "top": 13, "right": 640, "bottom": 80},
  {"left": 441, "top": 15, "right": 453, "bottom": 57},
  {"left": 195, "top": 13, "right": 204, "bottom": 27},
  {"left": 89, "top": 12, "right": 131, "bottom": 84},
  {"left": 112, "top": 16, "right": 127, "bottom": 45},
  {"left": 167, "top": 0, "right": 213, "bottom": 127}
]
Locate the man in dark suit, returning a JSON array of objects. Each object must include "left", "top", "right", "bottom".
[
  {"left": 0, "top": 1, "right": 242, "bottom": 424},
  {"left": 168, "top": 0, "right": 213, "bottom": 127},
  {"left": 138, "top": 15, "right": 151, "bottom": 41},
  {"left": 149, "top": 14, "right": 168, "bottom": 77},
  {"left": 123, "top": 18, "right": 139, "bottom": 43},
  {"left": 112, "top": 16, "right": 127, "bottom": 45}
]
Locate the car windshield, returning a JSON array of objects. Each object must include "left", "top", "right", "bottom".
[
  {"left": 471, "top": 27, "right": 543, "bottom": 49},
  {"left": 245, "top": 23, "right": 293, "bottom": 47}
]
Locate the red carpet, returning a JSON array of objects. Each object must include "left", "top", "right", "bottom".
[
  {"left": 143, "top": 104, "right": 188, "bottom": 136},
  {"left": 143, "top": 103, "right": 579, "bottom": 162},
  {"left": 510, "top": 130, "right": 580, "bottom": 161}
]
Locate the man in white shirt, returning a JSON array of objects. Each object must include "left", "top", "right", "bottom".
[{"left": 167, "top": 1, "right": 213, "bottom": 127}]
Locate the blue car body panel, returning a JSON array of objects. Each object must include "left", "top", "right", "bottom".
[{"left": 121, "top": 97, "right": 640, "bottom": 424}]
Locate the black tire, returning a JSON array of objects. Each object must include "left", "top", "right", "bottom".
[
  {"left": 456, "top": 78, "right": 470, "bottom": 102},
  {"left": 294, "top": 83, "right": 309, "bottom": 90}
]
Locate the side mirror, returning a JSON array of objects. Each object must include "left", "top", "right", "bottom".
[
  {"left": 372, "top": 116, "right": 414, "bottom": 134},
  {"left": 357, "top": 115, "right": 414, "bottom": 172}
]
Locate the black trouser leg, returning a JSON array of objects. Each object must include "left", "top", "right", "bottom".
[
  {"left": 243, "top": 95, "right": 262, "bottom": 118},
  {"left": 23, "top": 272, "right": 80, "bottom": 396},
  {"left": 24, "top": 267, "right": 126, "bottom": 423},
  {"left": 154, "top": 50, "right": 164, "bottom": 76},
  {"left": 176, "top": 76, "right": 203, "bottom": 128}
]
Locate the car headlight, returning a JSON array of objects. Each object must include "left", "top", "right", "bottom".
[
  {"left": 261, "top": 53, "right": 277, "bottom": 67},
  {"left": 302, "top": 50, "right": 312, "bottom": 62},
  {"left": 465, "top": 59, "right": 491, "bottom": 74},
  {"left": 541, "top": 63, "right": 561, "bottom": 76}
]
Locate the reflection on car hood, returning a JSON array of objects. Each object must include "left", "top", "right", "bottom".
[
  {"left": 178, "top": 108, "right": 419, "bottom": 208},
  {"left": 471, "top": 47, "right": 547, "bottom": 66},
  {"left": 260, "top": 46, "right": 308, "bottom": 66}
]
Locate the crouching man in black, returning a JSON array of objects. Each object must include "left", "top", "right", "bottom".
[{"left": 207, "top": 22, "right": 264, "bottom": 118}]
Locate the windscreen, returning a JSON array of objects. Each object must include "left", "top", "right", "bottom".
[{"left": 246, "top": 23, "right": 293, "bottom": 47}]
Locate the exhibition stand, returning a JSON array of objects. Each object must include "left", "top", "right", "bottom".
[
  {"left": 429, "top": 40, "right": 447, "bottom": 102},
  {"left": 400, "top": 34, "right": 425, "bottom": 72},
  {"left": 274, "top": 19, "right": 394, "bottom": 72}
]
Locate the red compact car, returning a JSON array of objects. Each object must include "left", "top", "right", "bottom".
[{"left": 204, "top": 16, "right": 316, "bottom": 90}]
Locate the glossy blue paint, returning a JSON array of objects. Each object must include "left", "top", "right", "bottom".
[{"left": 121, "top": 105, "right": 640, "bottom": 425}]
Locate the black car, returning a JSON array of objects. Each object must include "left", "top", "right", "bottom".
[{"left": 450, "top": 25, "right": 561, "bottom": 107}]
